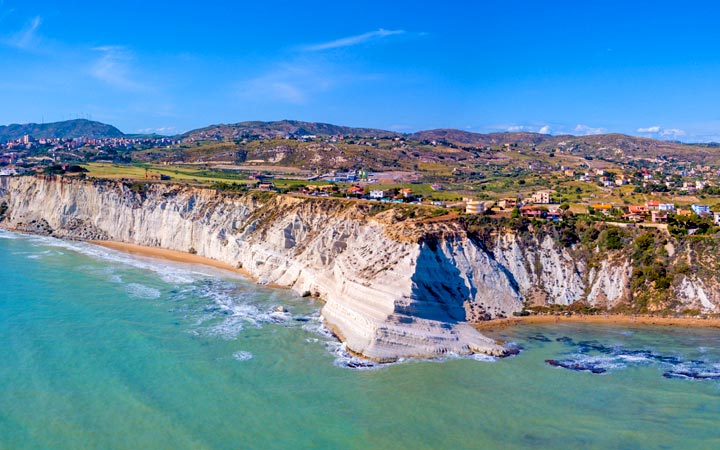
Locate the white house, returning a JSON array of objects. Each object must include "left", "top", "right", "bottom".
[
  {"left": 369, "top": 190, "right": 385, "bottom": 199},
  {"left": 465, "top": 200, "right": 485, "bottom": 215},
  {"left": 530, "top": 191, "right": 551, "bottom": 204}
]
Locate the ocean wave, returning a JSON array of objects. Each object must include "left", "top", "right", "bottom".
[
  {"left": 18, "top": 234, "right": 215, "bottom": 284},
  {"left": 177, "top": 279, "right": 299, "bottom": 341},
  {"left": 125, "top": 283, "right": 162, "bottom": 300},
  {"left": 0, "top": 230, "right": 19, "bottom": 239},
  {"left": 232, "top": 351, "right": 253, "bottom": 362}
]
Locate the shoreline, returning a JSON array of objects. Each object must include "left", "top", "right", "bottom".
[
  {"left": 90, "top": 240, "right": 253, "bottom": 278},
  {"left": 474, "top": 314, "right": 720, "bottom": 332}
]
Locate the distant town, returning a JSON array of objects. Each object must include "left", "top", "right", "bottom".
[{"left": 2, "top": 120, "right": 720, "bottom": 236}]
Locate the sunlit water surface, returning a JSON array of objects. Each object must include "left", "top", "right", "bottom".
[{"left": 1, "top": 230, "right": 719, "bottom": 448}]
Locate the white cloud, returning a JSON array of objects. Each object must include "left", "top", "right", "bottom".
[
  {"left": 304, "top": 29, "right": 405, "bottom": 51},
  {"left": 90, "top": 46, "right": 149, "bottom": 92},
  {"left": 137, "top": 126, "right": 177, "bottom": 135},
  {"left": 238, "top": 63, "right": 324, "bottom": 104},
  {"left": 636, "top": 126, "right": 686, "bottom": 140},
  {"left": 506, "top": 125, "right": 530, "bottom": 132},
  {"left": 660, "top": 128, "right": 686, "bottom": 138},
  {"left": 5, "top": 15, "right": 41, "bottom": 50},
  {"left": 538, "top": 125, "right": 551, "bottom": 134},
  {"left": 574, "top": 124, "right": 607, "bottom": 135}
]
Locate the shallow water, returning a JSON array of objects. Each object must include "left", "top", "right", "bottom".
[{"left": 1, "top": 230, "right": 719, "bottom": 448}]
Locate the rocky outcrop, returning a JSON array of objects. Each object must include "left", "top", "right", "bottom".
[{"left": 1, "top": 175, "right": 719, "bottom": 361}]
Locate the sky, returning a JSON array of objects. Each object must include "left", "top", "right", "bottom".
[{"left": 1, "top": 0, "right": 720, "bottom": 141}]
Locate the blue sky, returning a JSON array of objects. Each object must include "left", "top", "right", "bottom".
[{"left": 1, "top": 0, "right": 719, "bottom": 141}]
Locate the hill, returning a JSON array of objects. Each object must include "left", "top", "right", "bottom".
[
  {"left": 180, "top": 120, "right": 402, "bottom": 141},
  {"left": 0, "top": 119, "right": 124, "bottom": 141},
  {"left": 408, "top": 129, "right": 554, "bottom": 146}
]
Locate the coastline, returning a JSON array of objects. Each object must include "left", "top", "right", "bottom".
[
  {"left": 474, "top": 314, "right": 720, "bottom": 332},
  {"left": 90, "top": 240, "right": 253, "bottom": 278}
]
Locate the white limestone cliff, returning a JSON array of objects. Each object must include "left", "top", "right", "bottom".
[{"left": 1, "top": 176, "right": 718, "bottom": 361}]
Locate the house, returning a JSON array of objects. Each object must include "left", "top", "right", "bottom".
[
  {"left": 306, "top": 184, "right": 335, "bottom": 194},
  {"left": 564, "top": 170, "right": 575, "bottom": 177},
  {"left": 677, "top": 209, "right": 693, "bottom": 217},
  {"left": 691, "top": 204, "right": 711, "bottom": 216},
  {"left": 624, "top": 213, "right": 645, "bottom": 222},
  {"left": 256, "top": 182, "right": 275, "bottom": 191},
  {"left": 651, "top": 211, "right": 668, "bottom": 223},
  {"left": 465, "top": 200, "right": 485, "bottom": 215},
  {"left": 498, "top": 198, "right": 518, "bottom": 209},
  {"left": 369, "top": 190, "right": 385, "bottom": 199},
  {"left": 628, "top": 205, "right": 649, "bottom": 215},
  {"left": 530, "top": 191, "right": 551, "bottom": 204},
  {"left": 399, "top": 188, "right": 413, "bottom": 198},
  {"left": 520, "top": 205, "right": 546, "bottom": 218},
  {"left": 645, "top": 200, "right": 660, "bottom": 210},
  {"left": 546, "top": 210, "right": 563, "bottom": 222},
  {"left": 346, "top": 186, "right": 364, "bottom": 196},
  {"left": 714, "top": 213, "right": 720, "bottom": 225},
  {"left": 591, "top": 203, "right": 613, "bottom": 214},
  {"left": 658, "top": 203, "right": 675, "bottom": 212}
]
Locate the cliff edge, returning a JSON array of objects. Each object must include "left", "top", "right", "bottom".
[{"left": 1, "top": 176, "right": 718, "bottom": 361}]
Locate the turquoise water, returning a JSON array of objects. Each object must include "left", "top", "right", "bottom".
[{"left": 1, "top": 231, "right": 720, "bottom": 449}]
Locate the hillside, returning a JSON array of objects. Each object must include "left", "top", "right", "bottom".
[
  {"left": 408, "top": 129, "right": 554, "bottom": 146},
  {"left": 180, "top": 120, "right": 402, "bottom": 141},
  {"left": 0, "top": 119, "right": 125, "bottom": 141},
  {"left": 130, "top": 121, "right": 720, "bottom": 173}
]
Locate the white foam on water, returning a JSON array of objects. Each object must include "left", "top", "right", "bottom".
[
  {"left": 125, "top": 283, "right": 162, "bottom": 300},
  {"left": 232, "top": 351, "right": 253, "bottom": 362},
  {"left": 18, "top": 234, "right": 213, "bottom": 284},
  {"left": 179, "top": 280, "right": 299, "bottom": 341},
  {"left": 469, "top": 353, "right": 498, "bottom": 362},
  {"left": 617, "top": 354, "right": 653, "bottom": 363},
  {"left": 0, "top": 230, "right": 19, "bottom": 239}
]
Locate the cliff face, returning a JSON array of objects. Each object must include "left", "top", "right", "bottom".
[{"left": 1, "top": 176, "right": 718, "bottom": 361}]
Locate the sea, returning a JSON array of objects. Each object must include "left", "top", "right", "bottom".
[{"left": 1, "top": 229, "right": 719, "bottom": 449}]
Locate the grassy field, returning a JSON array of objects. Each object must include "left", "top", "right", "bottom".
[
  {"left": 82, "top": 163, "right": 253, "bottom": 185},
  {"left": 82, "top": 163, "right": 333, "bottom": 190}
]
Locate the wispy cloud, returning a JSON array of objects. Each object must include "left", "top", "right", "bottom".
[
  {"left": 238, "top": 62, "right": 332, "bottom": 104},
  {"left": 90, "top": 46, "right": 149, "bottom": 92},
  {"left": 504, "top": 124, "right": 554, "bottom": 134},
  {"left": 303, "top": 28, "right": 405, "bottom": 51},
  {"left": 574, "top": 124, "right": 607, "bottom": 135},
  {"left": 660, "top": 128, "right": 685, "bottom": 138},
  {"left": 5, "top": 15, "right": 42, "bottom": 50},
  {"left": 637, "top": 125, "right": 686, "bottom": 139},
  {"left": 137, "top": 126, "right": 177, "bottom": 135}
]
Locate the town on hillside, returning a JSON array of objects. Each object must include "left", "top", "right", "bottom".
[{"left": 2, "top": 122, "right": 720, "bottom": 236}]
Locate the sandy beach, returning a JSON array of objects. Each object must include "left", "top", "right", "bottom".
[
  {"left": 90, "top": 240, "right": 252, "bottom": 277},
  {"left": 474, "top": 314, "right": 720, "bottom": 332},
  {"left": 90, "top": 241, "right": 720, "bottom": 333}
]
